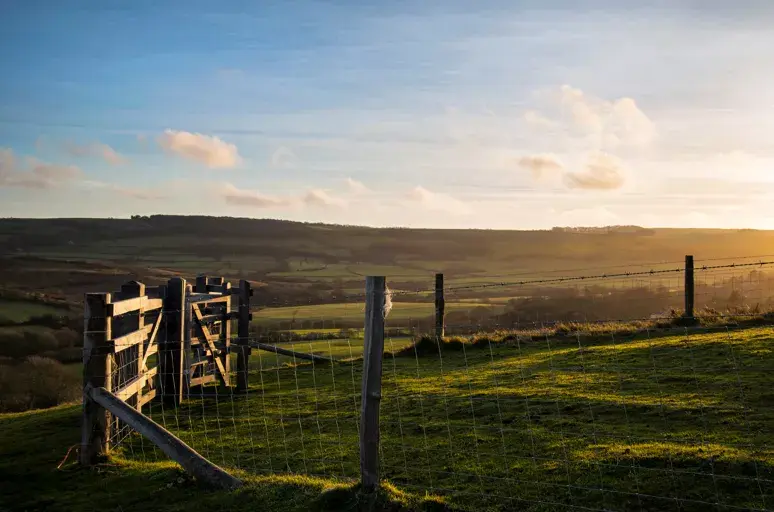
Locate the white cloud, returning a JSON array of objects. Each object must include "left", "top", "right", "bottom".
[
  {"left": 345, "top": 177, "right": 370, "bottom": 195},
  {"left": 221, "top": 183, "right": 292, "bottom": 208},
  {"left": 518, "top": 154, "right": 564, "bottom": 180},
  {"left": 530, "top": 85, "right": 656, "bottom": 150},
  {"left": 157, "top": 130, "right": 241, "bottom": 169},
  {"left": 66, "top": 141, "right": 128, "bottom": 165},
  {"left": 220, "top": 183, "right": 346, "bottom": 209},
  {"left": 565, "top": 152, "right": 626, "bottom": 190},
  {"left": 406, "top": 186, "right": 471, "bottom": 215},
  {"left": 0, "top": 148, "right": 82, "bottom": 189},
  {"left": 303, "top": 189, "right": 346, "bottom": 208},
  {"left": 270, "top": 146, "right": 297, "bottom": 169},
  {"left": 523, "top": 110, "right": 556, "bottom": 130}
]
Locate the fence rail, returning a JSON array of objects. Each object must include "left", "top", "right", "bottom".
[{"left": 80, "top": 255, "right": 774, "bottom": 511}]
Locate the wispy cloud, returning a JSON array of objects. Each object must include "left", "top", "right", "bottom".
[
  {"left": 303, "top": 189, "right": 346, "bottom": 208},
  {"left": 406, "top": 186, "right": 470, "bottom": 215},
  {"left": 65, "top": 141, "right": 128, "bottom": 165},
  {"left": 81, "top": 180, "right": 165, "bottom": 200},
  {"left": 345, "top": 177, "right": 370, "bottom": 195},
  {"left": 565, "top": 152, "right": 626, "bottom": 190},
  {"left": 220, "top": 183, "right": 346, "bottom": 209},
  {"left": 0, "top": 148, "right": 82, "bottom": 189},
  {"left": 518, "top": 154, "right": 564, "bottom": 180},
  {"left": 158, "top": 130, "right": 241, "bottom": 169},
  {"left": 270, "top": 146, "right": 297, "bottom": 169}
]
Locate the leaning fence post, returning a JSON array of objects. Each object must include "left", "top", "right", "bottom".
[
  {"left": 80, "top": 292, "right": 113, "bottom": 465},
  {"left": 360, "top": 276, "right": 386, "bottom": 492},
  {"left": 685, "top": 255, "right": 695, "bottom": 319},
  {"left": 236, "top": 280, "right": 252, "bottom": 392},
  {"left": 435, "top": 273, "right": 445, "bottom": 340}
]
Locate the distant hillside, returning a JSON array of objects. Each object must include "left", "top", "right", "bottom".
[{"left": 2, "top": 215, "right": 774, "bottom": 303}]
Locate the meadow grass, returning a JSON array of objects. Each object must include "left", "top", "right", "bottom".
[
  {"left": 4, "top": 325, "right": 774, "bottom": 511},
  {"left": 0, "top": 298, "right": 71, "bottom": 323},
  {"left": 118, "top": 326, "right": 774, "bottom": 511},
  {"left": 252, "top": 302, "right": 497, "bottom": 326}
]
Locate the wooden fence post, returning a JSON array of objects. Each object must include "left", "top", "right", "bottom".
[
  {"left": 236, "top": 280, "right": 252, "bottom": 392},
  {"left": 360, "top": 276, "right": 386, "bottom": 492},
  {"left": 435, "top": 273, "right": 445, "bottom": 341},
  {"left": 160, "top": 277, "right": 186, "bottom": 405},
  {"left": 685, "top": 255, "right": 695, "bottom": 319},
  {"left": 80, "top": 292, "right": 113, "bottom": 465}
]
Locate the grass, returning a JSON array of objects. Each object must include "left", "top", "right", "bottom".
[
  {"left": 252, "top": 302, "right": 497, "bottom": 327},
  {"left": 247, "top": 336, "right": 415, "bottom": 369},
  {"left": 0, "top": 405, "right": 446, "bottom": 512},
  {"left": 0, "top": 298, "right": 71, "bottom": 323},
  {"left": 4, "top": 325, "right": 774, "bottom": 511}
]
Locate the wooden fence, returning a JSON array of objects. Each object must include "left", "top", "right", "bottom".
[{"left": 80, "top": 275, "right": 252, "bottom": 465}]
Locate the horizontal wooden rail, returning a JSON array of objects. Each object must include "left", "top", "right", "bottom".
[
  {"left": 108, "top": 296, "right": 163, "bottom": 316},
  {"left": 86, "top": 385, "right": 243, "bottom": 490}
]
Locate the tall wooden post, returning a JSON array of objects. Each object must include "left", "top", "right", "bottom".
[
  {"left": 81, "top": 292, "right": 113, "bottom": 465},
  {"left": 435, "top": 273, "right": 445, "bottom": 341},
  {"left": 160, "top": 277, "right": 186, "bottom": 405},
  {"left": 360, "top": 276, "right": 386, "bottom": 492},
  {"left": 685, "top": 255, "right": 695, "bottom": 319},
  {"left": 236, "top": 280, "right": 252, "bottom": 392}
]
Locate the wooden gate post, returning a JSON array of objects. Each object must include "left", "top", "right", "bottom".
[
  {"left": 435, "top": 273, "right": 445, "bottom": 341},
  {"left": 360, "top": 276, "right": 386, "bottom": 492},
  {"left": 685, "top": 255, "right": 695, "bottom": 319},
  {"left": 236, "top": 280, "right": 252, "bottom": 392},
  {"left": 160, "top": 277, "right": 186, "bottom": 405},
  {"left": 81, "top": 292, "right": 113, "bottom": 465}
]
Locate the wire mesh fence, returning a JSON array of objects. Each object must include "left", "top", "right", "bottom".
[{"left": 86, "top": 256, "right": 774, "bottom": 511}]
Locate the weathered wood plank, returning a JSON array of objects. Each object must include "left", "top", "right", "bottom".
[
  {"left": 187, "top": 294, "right": 230, "bottom": 304},
  {"left": 138, "top": 388, "right": 157, "bottom": 407},
  {"left": 360, "top": 276, "right": 386, "bottom": 491},
  {"left": 112, "top": 323, "right": 153, "bottom": 353},
  {"left": 192, "top": 306, "right": 229, "bottom": 384},
  {"left": 189, "top": 374, "right": 217, "bottom": 387},
  {"left": 87, "top": 386, "right": 242, "bottom": 489},
  {"left": 219, "top": 282, "right": 232, "bottom": 387},
  {"left": 236, "top": 280, "right": 251, "bottom": 391},
  {"left": 108, "top": 296, "right": 163, "bottom": 316},
  {"left": 116, "top": 367, "right": 158, "bottom": 401},
  {"left": 80, "top": 293, "right": 113, "bottom": 466},
  {"left": 159, "top": 278, "right": 185, "bottom": 405},
  {"left": 139, "top": 312, "right": 163, "bottom": 369}
]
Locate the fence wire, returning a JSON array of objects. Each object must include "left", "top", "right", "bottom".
[{"left": 95, "top": 257, "right": 774, "bottom": 511}]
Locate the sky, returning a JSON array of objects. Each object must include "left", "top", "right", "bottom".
[{"left": 2, "top": 0, "right": 774, "bottom": 229}]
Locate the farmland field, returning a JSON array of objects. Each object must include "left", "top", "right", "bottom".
[{"left": 252, "top": 301, "right": 499, "bottom": 327}]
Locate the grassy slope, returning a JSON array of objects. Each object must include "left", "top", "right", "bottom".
[
  {"left": 0, "top": 405, "right": 445, "bottom": 512},
  {"left": 6, "top": 326, "right": 771, "bottom": 511},
  {"left": 0, "top": 299, "right": 71, "bottom": 323}
]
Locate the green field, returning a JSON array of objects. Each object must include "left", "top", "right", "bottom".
[
  {"left": 252, "top": 302, "right": 498, "bottom": 327},
  {"left": 5, "top": 326, "right": 774, "bottom": 511},
  {"left": 0, "top": 299, "right": 71, "bottom": 323},
  {"left": 248, "top": 337, "right": 415, "bottom": 369}
]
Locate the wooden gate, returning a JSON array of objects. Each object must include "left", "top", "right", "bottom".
[
  {"left": 82, "top": 275, "right": 253, "bottom": 460},
  {"left": 185, "top": 276, "right": 235, "bottom": 392}
]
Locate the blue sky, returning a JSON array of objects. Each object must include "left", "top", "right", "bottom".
[{"left": 2, "top": 1, "right": 774, "bottom": 228}]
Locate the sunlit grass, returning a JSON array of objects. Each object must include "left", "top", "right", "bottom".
[{"left": 113, "top": 325, "right": 774, "bottom": 511}]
